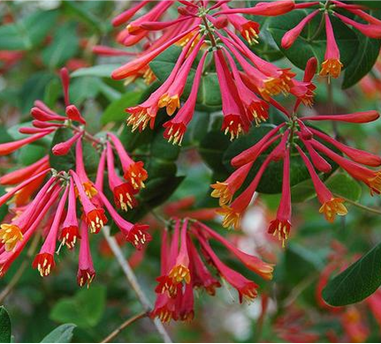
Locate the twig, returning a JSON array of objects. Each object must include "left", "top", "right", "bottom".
[
  {"left": 101, "top": 227, "right": 172, "bottom": 343},
  {"left": 101, "top": 311, "right": 147, "bottom": 343},
  {"left": 0, "top": 233, "right": 40, "bottom": 303}
]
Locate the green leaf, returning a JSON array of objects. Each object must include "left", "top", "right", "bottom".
[
  {"left": 41, "top": 324, "right": 76, "bottom": 343},
  {"left": 326, "top": 172, "right": 362, "bottom": 201},
  {"left": 322, "top": 242, "right": 381, "bottom": 306},
  {"left": 20, "top": 72, "right": 56, "bottom": 114},
  {"left": 71, "top": 65, "right": 120, "bottom": 78},
  {"left": 42, "top": 21, "right": 80, "bottom": 68},
  {"left": 101, "top": 91, "right": 142, "bottom": 124},
  {"left": 150, "top": 45, "right": 222, "bottom": 111},
  {"left": 0, "top": 10, "right": 58, "bottom": 51},
  {"left": 269, "top": 10, "right": 359, "bottom": 71},
  {"left": 69, "top": 76, "right": 101, "bottom": 105},
  {"left": 0, "top": 306, "right": 11, "bottom": 343},
  {"left": 342, "top": 31, "right": 381, "bottom": 89},
  {"left": 62, "top": 1, "right": 106, "bottom": 34},
  {"left": 354, "top": 1, "right": 381, "bottom": 9},
  {"left": 50, "top": 286, "right": 106, "bottom": 328}
]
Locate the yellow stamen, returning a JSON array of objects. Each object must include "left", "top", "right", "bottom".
[{"left": 0, "top": 224, "right": 23, "bottom": 252}]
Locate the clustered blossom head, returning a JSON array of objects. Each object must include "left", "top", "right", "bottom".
[
  {"left": 150, "top": 218, "right": 273, "bottom": 322},
  {"left": 211, "top": 59, "right": 381, "bottom": 245},
  {"left": 280, "top": 0, "right": 381, "bottom": 80},
  {"left": 98, "top": 0, "right": 326, "bottom": 144},
  {"left": 0, "top": 68, "right": 151, "bottom": 284}
]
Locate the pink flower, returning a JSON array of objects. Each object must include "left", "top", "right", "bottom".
[{"left": 77, "top": 221, "right": 96, "bottom": 287}]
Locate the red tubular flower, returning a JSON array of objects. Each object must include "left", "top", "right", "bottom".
[
  {"left": 70, "top": 170, "right": 107, "bottom": 234},
  {"left": 198, "top": 236, "right": 258, "bottom": 303},
  {"left": 159, "top": 37, "right": 204, "bottom": 116},
  {"left": 296, "top": 145, "right": 348, "bottom": 222},
  {"left": 168, "top": 219, "right": 191, "bottom": 284},
  {"left": 341, "top": 307, "right": 369, "bottom": 343},
  {"left": 302, "top": 110, "right": 380, "bottom": 123},
  {"left": 320, "top": 13, "right": 343, "bottom": 79},
  {"left": 223, "top": 48, "right": 269, "bottom": 126},
  {"left": 108, "top": 133, "right": 148, "bottom": 190},
  {"left": 151, "top": 293, "right": 177, "bottom": 323},
  {"left": 0, "top": 156, "right": 49, "bottom": 185},
  {"left": 77, "top": 221, "right": 96, "bottom": 287},
  {"left": 66, "top": 105, "right": 86, "bottom": 125},
  {"left": 98, "top": 191, "right": 151, "bottom": 249},
  {"left": 195, "top": 222, "right": 274, "bottom": 280},
  {"left": 309, "top": 128, "right": 381, "bottom": 167},
  {"left": 106, "top": 142, "right": 137, "bottom": 211},
  {"left": 112, "top": 0, "right": 150, "bottom": 27},
  {"left": 60, "top": 179, "right": 79, "bottom": 250},
  {"left": 52, "top": 131, "right": 83, "bottom": 156},
  {"left": 112, "top": 25, "right": 198, "bottom": 80},
  {"left": 178, "top": 282, "right": 194, "bottom": 321},
  {"left": 31, "top": 107, "right": 66, "bottom": 122},
  {"left": 0, "top": 186, "right": 61, "bottom": 277},
  {"left": 163, "top": 51, "right": 208, "bottom": 145},
  {"left": 0, "top": 130, "right": 53, "bottom": 156},
  {"left": 217, "top": 1, "right": 295, "bottom": 16},
  {"left": 32, "top": 186, "right": 68, "bottom": 277},
  {"left": 281, "top": 10, "right": 319, "bottom": 49},
  {"left": 0, "top": 168, "right": 51, "bottom": 208},
  {"left": 214, "top": 50, "right": 249, "bottom": 141},
  {"left": 267, "top": 148, "right": 292, "bottom": 246},
  {"left": 293, "top": 57, "right": 317, "bottom": 111},
  {"left": 311, "top": 140, "right": 381, "bottom": 195},
  {"left": 335, "top": 12, "right": 381, "bottom": 39},
  {"left": 155, "top": 221, "right": 182, "bottom": 298},
  {"left": 231, "top": 124, "right": 285, "bottom": 168},
  {"left": 211, "top": 162, "right": 253, "bottom": 206},
  {"left": 221, "top": 4, "right": 259, "bottom": 45},
  {"left": 187, "top": 238, "right": 221, "bottom": 295},
  {"left": 75, "top": 139, "right": 97, "bottom": 199}
]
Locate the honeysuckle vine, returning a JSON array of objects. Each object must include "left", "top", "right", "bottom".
[{"left": 1, "top": 0, "right": 381, "bottom": 329}]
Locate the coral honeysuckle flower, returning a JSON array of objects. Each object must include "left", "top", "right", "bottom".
[
  {"left": 297, "top": 145, "right": 348, "bottom": 223},
  {"left": 98, "top": 191, "right": 151, "bottom": 250},
  {"left": 106, "top": 142, "right": 138, "bottom": 211},
  {"left": 0, "top": 224, "right": 23, "bottom": 253},
  {"left": 319, "top": 13, "right": 343, "bottom": 79},
  {"left": 77, "top": 221, "right": 96, "bottom": 288},
  {"left": 108, "top": 133, "right": 148, "bottom": 190},
  {"left": 267, "top": 148, "right": 292, "bottom": 246},
  {"left": 198, "top": 236, "right": 258, "bottom": 303},
  {"left": 70, "top": 170, "right": 107, "bottom": 234},
  {"left": 60, "top": 179, "right": 80, "bottom": 250},
  {"left": 163, "top": 51, "right": 208, "bottom": 145},
  {"left": 32, "top": 186, "right": 69, "bottom": 277},
  {"left": 75, "top": 139, "right": 98, "bottom": 199}
]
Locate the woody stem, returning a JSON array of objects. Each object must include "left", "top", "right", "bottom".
[
  {"left": 101, "top": 311, "right": 147, "bottom": 343},
  {"left": 101, "top": 226, "right": 172, "bottom": 343}
]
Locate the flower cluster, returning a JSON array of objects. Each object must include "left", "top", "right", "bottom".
[
  {"left": 100, "top": 0, "right": 325, "bottom": 144},
  {"left": 0, "top": 69, "right": 150, "bottom": 285},
  {"left": 281, "top": 0, "right": 381, "bottom": 79},
  {"left": 212, "top": 59, "right": 381, "bottom": 245},
  {"left": 150, "top": 218, "right": 273, "bottom": 322}
]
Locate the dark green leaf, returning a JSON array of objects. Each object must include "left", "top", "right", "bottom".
[
  {"left": 322, "top": 242, "right": 381, "bottom": 306},
  {"left": 326, "top": 172, "right": 362, "bottom": 201},
  {"left": 101, "top": 91, "right": 142, "bottom": 124},
  {"left": 50, "top": 286, "right": 106, "bottom": 328},
  {"left": 71, "top": 65, "right": 120, "bottom": 78},
  {"left": 69, "top": 76, "right": 101, "bottom": 105},
  {"left": 42, "top": 21, "right": 80, "bottom": 68},
  {"left": 41, "top": 324, "right": 76, "bottom": 343},
  {"left": 342, "top": 31, "right": 381, "bottom": 89},
  {"left": 0, "top": 306, "right": 11, "bottom": 343}
]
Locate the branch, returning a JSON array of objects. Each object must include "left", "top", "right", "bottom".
[
  {"left": 101, "top": 227, "right": 172, "bottom": 343},
  {"left": 101, "top": 311, "right": 147, "bottom": 343}
]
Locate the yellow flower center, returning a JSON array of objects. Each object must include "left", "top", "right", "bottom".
[
  {"left": 168, "top": 264, "right": 191, "bottom": 284},
  {"left": 319, "top": 59, "right": 343, "bottom": 79},
  {"left": 319, "top": 197, "right": 348, "bottom": 223},
  {"left": 0, "top": 224, "right": 23, "bottom": 252},
  {"left": 217, "top": 206, "right": 241, "bottom": 230},
  {"left": 158, "top": 94, "right": 180, "bottom": 116},
  {"left": 210, "top": 182, "right": 232, "bottom": 206}
]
